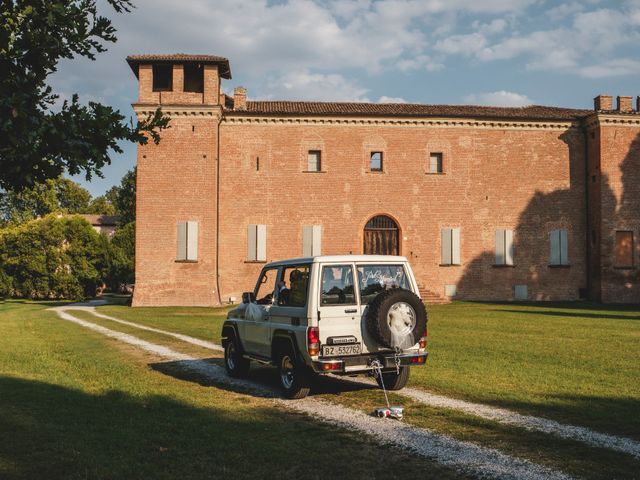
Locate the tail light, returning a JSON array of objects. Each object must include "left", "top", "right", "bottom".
[
  {"left": 308, "top": 326, "right": 319, "bottom": 356},
  {"left": 419, "top": 328, "right": 427, "bottom": 349}
]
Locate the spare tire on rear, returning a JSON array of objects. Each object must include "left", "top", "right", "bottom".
[{"left": 366, "top": 288, "right": 427, "bottom": 349}]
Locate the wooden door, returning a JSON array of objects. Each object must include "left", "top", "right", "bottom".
[{"left": 363, "top": 215, "right": 399, "bottom": 255}]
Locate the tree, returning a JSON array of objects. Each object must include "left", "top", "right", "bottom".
[
  {"left": 87, "top": 195, "right": 116, "bottom": 215},
  {"left": 0, "top": 214, "right": 105, "bottom": 300},
  {"left": 0, "top": 176, "right": 93, "bottom": 225},
  {"left": 0, "top": 0, "right": 168, "bottom": 192}
]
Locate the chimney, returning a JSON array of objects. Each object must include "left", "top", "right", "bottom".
[
  {"left": 234, "top": 86, "right": 247, "bottom": 111},
  {"left": 594, "top": 94, "right": 612, "bottom": 111},
  {"left": 617, "top": 96, "right": 633, "bottom": 113}
]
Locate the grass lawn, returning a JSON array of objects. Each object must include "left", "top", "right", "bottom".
[
  {"left": 3, "top": 299, "right": 639, "bottom": 479},
  {"left": 95, "top": 300, "right": 640, "bottom": 440},
  {"left": 89, "top": 300, "right": 640, "bottom": 480},
  {"left": 0, "top": 300, "right": 459, "bottom": 480}
]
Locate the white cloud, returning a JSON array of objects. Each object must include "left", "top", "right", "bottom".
[
  {"left": 579, "top": 58, "right": 640, "bottom": 78},
  {"left": 462, "top": 90, "right": 533, "bottom": 107},
  {"left": 378, "top": 96, "right": 407, "bottom": 103},
  {"left": 546, "top": 2, "right": 584, "bottom": 21},
  {"left": 262, "top": 70, "right": 369, "bottom": 101},
  {"left": 435, "top": 32, "right": 487, "bottom": 55}
]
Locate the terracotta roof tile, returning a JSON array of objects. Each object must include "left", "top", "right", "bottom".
[
  {"left": 226, "top": 101, "right": 590, "bottom": 121},
  {"left": 126, "top": 54, "right": 231, "bottom": 79}
]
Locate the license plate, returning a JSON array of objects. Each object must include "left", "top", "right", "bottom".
[{"left": 322, "top": 344, "right": 361, "bottom": 356}]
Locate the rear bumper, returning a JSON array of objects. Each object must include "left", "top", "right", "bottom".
[{"left": 312, "top": 351, "right": 428, "bottom": 374}]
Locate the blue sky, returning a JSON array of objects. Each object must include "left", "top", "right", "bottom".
[{"left": 51, "top": 0, "right": 640, "bottom": 196}]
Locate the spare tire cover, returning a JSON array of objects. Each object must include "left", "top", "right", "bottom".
[{"left": 366, "top": 288, "right": 427, "bottom": 349}]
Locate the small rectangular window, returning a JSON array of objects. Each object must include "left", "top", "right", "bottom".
[
  {"left": 429, "top": 152, "right": 443, "bottom": 173},
  {"left": 370, "top": 151, "right": 383, "bottom": 172},
  {"left": 441, "top": 228, "right": 461, "bottom": 265},
  {"left": 177, "top": 221, "right": 198, "bottom": 261},
  {"left": 549, "top": 229, "right": 569, "bottom": 265},
  {"left": 153, "top": 64, "right": 173, "bottom": 92},
  {"left": 307, "top": 150, "right": 321, "bottom": 172},
  {"left": 302, "top": 225, "right": 322, "bottom": 256},
  {"left": 321, "top": 265, "right": 356, "bottom": 305},
  {"left": 247, "top": 224, "right": 267, "bottom": 261},
  {"left": 615, "top": 231, "right": 634, "bottom": 267},
  {"left": 183, "top": 63, "right": 204, "bottom": 93},
  {"left": 495, "top": 229, "right": 514, "bottom": 266}
]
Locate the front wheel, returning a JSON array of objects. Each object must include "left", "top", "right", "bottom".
[
  {"left": 278, "top": 350, "right": 311, "bottom": 399},
  {"left": 375, "top": 366, "right": 410, "bottom": 391},
  {"left": 224, "top": 336, "right": 250, "bottom": 378}
]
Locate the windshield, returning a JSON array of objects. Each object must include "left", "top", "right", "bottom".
[{"left": 356, "top": 264, "right": 409, "bottom": 304}]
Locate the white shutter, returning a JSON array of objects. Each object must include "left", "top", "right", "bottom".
[
  {"left": 505, "top": 229, "right": 514, "bottom": 266},
  {"left": 451, "top": 228, "right": 461, "bottom": 265},
  {"left": 441, "top": 229, "right": 452, "bottom": 264},
  {"left": 550, "top": 230, "right": 560, "bottom": 265},
  {"left": 247, "top": 224, "right": 257, "bottom": 261},
  {"left": 256, "top": 224, "right": 267, "bottom": 261},
  {"left": 177, "top": 221, "right": 187, "bottom": 261},
  {"left": 560, "top": 229, "right": 568, "bottom": 265},
  {"left": 312, "top": 225, "right": 322, "bottom": 256},
  {"left": 495, "top": 229, "right": 505, "bottom": 265},
  {"left": 186, "top": 221, "right": 198, "bottom": 261},
  {"left": 302, "top": 225, "right": 313, "bottom": 256}
]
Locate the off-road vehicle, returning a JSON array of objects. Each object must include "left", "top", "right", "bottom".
[{"left": 222, "top": 255, "right": 428, "bottom": 399}]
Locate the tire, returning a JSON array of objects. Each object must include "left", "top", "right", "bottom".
[
  {"left": 366, "top": 288, "right": 427, "bottom": 349},
  {"left": 224, "top": 335, "right": 250, "bottom": 378},
  {"left": 278, "top": 347, "right": 311, "bottom": 399},
  {"left": 375, "top": 366, "right": 410, "bottom": 391}
]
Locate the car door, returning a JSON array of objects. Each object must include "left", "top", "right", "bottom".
[
  {"left": 243, "top": 266, "right": 278, "bottom": 356},
  {"left": 316, "top": 263, "right": 363, "bottom": 357},
  {"left": 267, "top": 264, "right": 311, "bottom": 354}
]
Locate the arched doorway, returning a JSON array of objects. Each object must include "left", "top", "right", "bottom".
[{"left": 363, "top": 215, "right": 400, "bottom": 255}]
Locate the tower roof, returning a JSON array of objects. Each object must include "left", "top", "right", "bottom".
[{"left": 126, "top": 54, "right": 232, "bottom": 79}]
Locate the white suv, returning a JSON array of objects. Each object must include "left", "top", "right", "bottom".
[{"left": 222, "top": 255, "right": 428, "bottom": 399}]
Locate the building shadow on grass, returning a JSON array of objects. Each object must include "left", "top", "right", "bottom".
[{"left": 0, "top": 375, "right": 422, "bottom": 480}]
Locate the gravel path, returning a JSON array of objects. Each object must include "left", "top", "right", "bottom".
[
  {"left": 51, "top": 306, "right": 573, "bottom": 480},
  {"left": 66, "top": 305, "right": 640, "bottom": 460}
]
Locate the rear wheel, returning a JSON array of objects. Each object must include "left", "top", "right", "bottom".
[
  {"left": 224, "top": 335, "right": 250, "bottom": 378},
  {"left": 375, "top": 366, "right": 410, "bottom": 391},
  {"left": 278, "top": 349, "right": 311, "bottom": 399}
]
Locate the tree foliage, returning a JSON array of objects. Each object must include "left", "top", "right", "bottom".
[
  {"left": 0, "top": 0, "right": 168, "bottom": 192},
  {"left": 0, "top": 215, "right": 106, "bottom": 299},
  {"left": 0, "top": 176, "right": 97, "bottom": 225}
]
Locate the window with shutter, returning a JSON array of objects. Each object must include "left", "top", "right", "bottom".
[
  {"left": 549, "top": 229, "right": 569, "bottom": 265},
  {"left": 176, "top": 221, "right": 198, "bottom": 262},
  {"left": 440, "top": 228, "right": 460, "bottom": 265},
  {"left": 247, "top": 224, "right": 267, "bottom": 261},
  {"left": 495, "top": 229, "right": 514, "bottom": 266},
  {"left": 302, "top": 225, "right": 322, "bottom": 256}
]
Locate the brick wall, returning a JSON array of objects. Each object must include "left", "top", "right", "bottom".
[
  {"left": 216, "top": 121, "right": 587, "bottom": 302},
  {"left": 594, "top": 119, "right": 640, "bottom": 303}
]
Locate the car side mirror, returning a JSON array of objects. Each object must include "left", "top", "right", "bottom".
[{"left": 242, "top": 291, "right": 256, "bottom": 304}]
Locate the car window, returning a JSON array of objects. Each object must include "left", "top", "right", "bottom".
[
  {"left": 320, "top": 265, "right": 356, "bottom": 306},
  {"left": 356, "top": 264, "right": 409, "bottom": 305},
  {"left": 255, "top": 268, "right": 278, "bottom": 305},
  {"left": 279, "top": 265, "right": 310, "bottom": 307}
]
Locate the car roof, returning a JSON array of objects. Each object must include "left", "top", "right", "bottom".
[{"left": 264, "top": 255, "right": 409, "bottom": 268}]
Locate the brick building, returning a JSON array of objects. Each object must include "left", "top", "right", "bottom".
[{"left": 127, "top": 54, "right": 640, "bottom": 306}]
